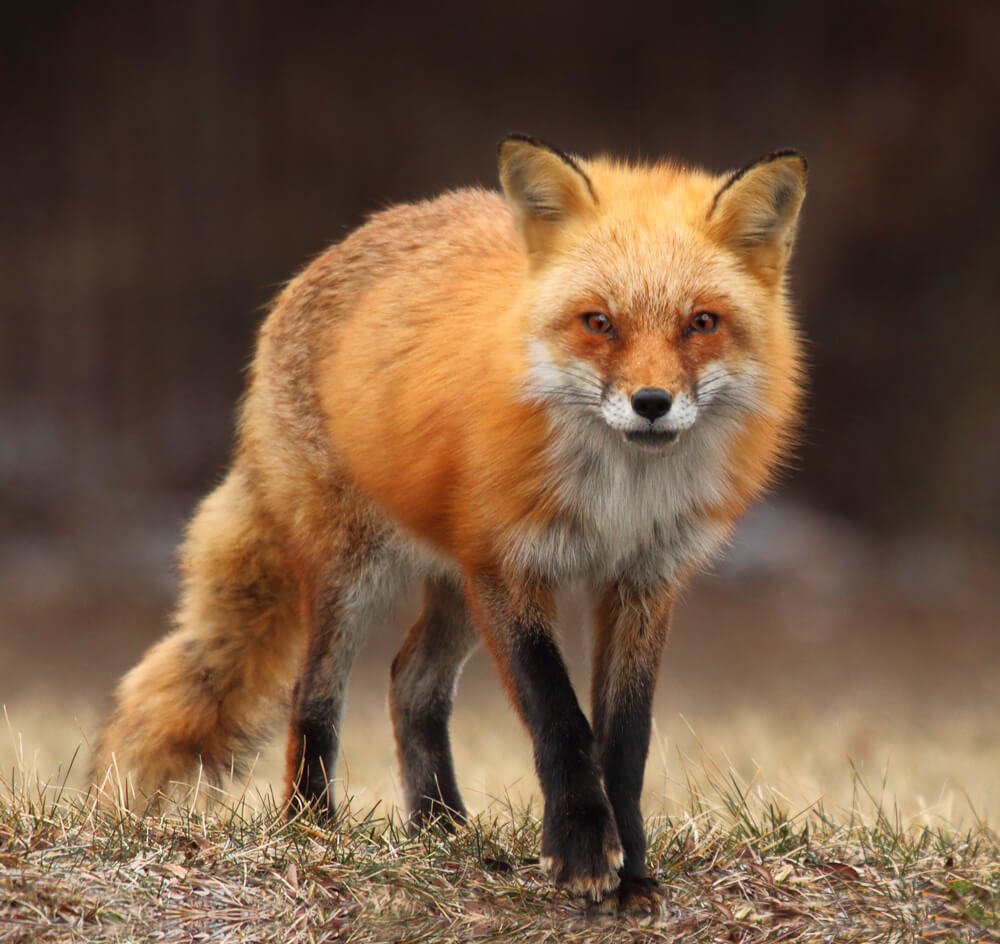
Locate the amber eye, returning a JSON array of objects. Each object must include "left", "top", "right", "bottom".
[
  {"left": 690, "top": 311, "right": 719, "bottom": 334},
  {"left": 583, "top": 312, "right": 615, "bottom": 335}
]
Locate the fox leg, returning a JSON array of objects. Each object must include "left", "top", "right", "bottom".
[
  {"left": 93, "top": 467, "right": 302, "bottom": 806},
  {"left": 591, "top": 579, "right": 674, "bottom": 911},
  {"left": 284, "top": 581, "right": 352, "bottom": 815},
  {"left": 389, "top": 576, "right": 477, "bottom": 829},
  {"left": 466, "top": 575, "right": 623, "bottom": 902},
  {"left": 284, "top": 531, "right": 414, "bottom": 815}
]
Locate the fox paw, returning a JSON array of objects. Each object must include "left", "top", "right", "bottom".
[
  {"left": 611, "top": 875, "right": 665, "bottom": 914},
  {"left": 540, "top": 799, "right": 624, "bottom": 901}
]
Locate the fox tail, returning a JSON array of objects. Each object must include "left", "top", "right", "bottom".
[{"left": 92, "top": 467, "right": 302, "bottom": 808}]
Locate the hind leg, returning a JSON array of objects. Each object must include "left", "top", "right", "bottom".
[
  {"left": 389, "top": 576, "right": 477, "bottom": 828},
  {"left": 285, "top": 532, "right": 415, "bottom": 815}
]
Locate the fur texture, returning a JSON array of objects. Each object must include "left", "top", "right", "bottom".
[{"left": 94, "top": 138, "right": 806, "bottom": 909}]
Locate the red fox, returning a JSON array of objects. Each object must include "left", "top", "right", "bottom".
[{"left": 94, "top": 136, "right": 806, "bottom": 910}]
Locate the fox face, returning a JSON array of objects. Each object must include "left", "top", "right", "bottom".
[
  {"left": 498, "top": 137, "right": 806, "bottom": 583},
  {"left": 502, "top": 138, "right": 805, "bottom": 462},
  {"left": 525, "top": 256, "right": 773, "bottom": 456}
]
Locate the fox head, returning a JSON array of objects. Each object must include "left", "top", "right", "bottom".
[{"left": 499, "top": 135, "right": 806, "bottom": 459}]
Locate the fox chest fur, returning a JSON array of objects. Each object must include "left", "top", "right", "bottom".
[{"left": 500, "top": 413, "right": 736, "bottom": 586}]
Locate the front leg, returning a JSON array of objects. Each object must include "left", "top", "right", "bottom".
[
  {"left": 591, "top": 579, "right": 674, "bottom": 911},
  {"left": 467, "top": 575, "right": 623, "bottom": 901}
]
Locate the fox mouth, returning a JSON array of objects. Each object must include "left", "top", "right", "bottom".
[{"left": 623, "top": 429, "right": 679, "bottom": 449}]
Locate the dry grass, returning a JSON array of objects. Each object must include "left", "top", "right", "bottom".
[
  {"left": 2, "top": 748, "right": 998, "bottom": 944},
  {"left": 4, "top": 511, "right": 999, "bottom": 940}
]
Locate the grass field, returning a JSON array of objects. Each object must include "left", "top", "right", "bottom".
[
  {"left": 2, "top": 503, "right": 999, "bottom": 940},
  {"left": 2, "top": 760, "right": 998, "bottom": 942}
]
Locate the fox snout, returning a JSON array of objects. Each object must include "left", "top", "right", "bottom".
[
  {"left": 630, "top": 387, "right": 673, "bottom": 421},
  {"left": 596, "top": 382, "right": 697, "bottom": 449}
]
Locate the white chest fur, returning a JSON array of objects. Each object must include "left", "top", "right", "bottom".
[{"left": 503, "top": 411, "right": 736, "bottom": 586}]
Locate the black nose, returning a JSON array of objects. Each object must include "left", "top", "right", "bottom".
[{"left": 630, "top": 387, "right": 673, "bottom": 421}]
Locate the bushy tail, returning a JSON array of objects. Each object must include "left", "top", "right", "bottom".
[{"left": 93, "top": 467, "right": 303, "bottom": 807}]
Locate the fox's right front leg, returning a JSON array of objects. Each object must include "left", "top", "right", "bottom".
[{"left": 467, "top": 574, "right": 623, "bottom": 901}]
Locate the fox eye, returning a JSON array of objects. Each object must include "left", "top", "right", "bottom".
[
  {"left": 689, "top": 311, "right": 719, "bottom": 334},
  {"left": 582, "top": 312, "right": 615, "bottom": 335}
]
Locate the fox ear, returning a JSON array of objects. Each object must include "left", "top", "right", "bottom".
[
  {"left": 709, "top": 150, "right": 807, "bottom": 273},
  {"left": 498, "top": 134, "right": 597, "bottom": 257}
]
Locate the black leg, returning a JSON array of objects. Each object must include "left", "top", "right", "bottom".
[
  {"left": 468, "top": 576, "right": 623, "bottom": 901},
  {"left": 284, "top": 561, "right": 392, "bottom": 816},
  {"left": 287, "top": 680, "right": 341, "bottom": 816},
  {"left": 591, "top": 580, "right": 673, "bottom": 911},
  {"left": 389, "top": 578, "right": 477, "bottom": 828}
]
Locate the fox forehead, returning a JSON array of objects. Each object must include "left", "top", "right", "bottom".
[
  {"left": 526, "top": 161, "right": 773, "bottom": 332},
  {"left": 574, "top": 229, "right": 748, "bottom": 317},
  {"left": 528, "top": 229, "right": 768, "bottom": 357}
]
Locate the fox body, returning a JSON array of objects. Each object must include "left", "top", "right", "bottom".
[{"left": 96, "top": 137, "right": 806, "bottom": 909}]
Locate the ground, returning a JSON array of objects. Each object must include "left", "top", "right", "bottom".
[{"left": 2, "top": 501, "right": 998, "bottom": 940}]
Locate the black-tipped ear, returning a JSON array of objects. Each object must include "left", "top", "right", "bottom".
[
  {"left": 709, "top": 150, "right": 807, "bottom": 272},
  {"left": 498, "top": 134, "right": 597, "bottom": 257}
]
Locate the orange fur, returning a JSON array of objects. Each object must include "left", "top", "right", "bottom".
[
  {"left": 318, "top": 152, "right": 804, "bottom": 570},
  {"left": 94, "top": 139, "right": 807, "bottom": 835}
]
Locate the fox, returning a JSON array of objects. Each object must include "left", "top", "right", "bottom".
[{"left": 94, "top": 135, "right": 806, "bottom": 910}]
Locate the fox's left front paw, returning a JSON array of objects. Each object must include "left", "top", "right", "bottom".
[
  {"left": 540, "top": 797, "right": 624, "bottom": 901},
  {"left": 612, "top": 875, "right": 665, "bottom": 913},
  {"left": 591, "top": 875, "right": 666, "bottom": 916}
]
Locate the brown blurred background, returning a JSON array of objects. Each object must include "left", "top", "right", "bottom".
[{"left": 2, "top": 2, "right": 998, "bottom": 822}]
